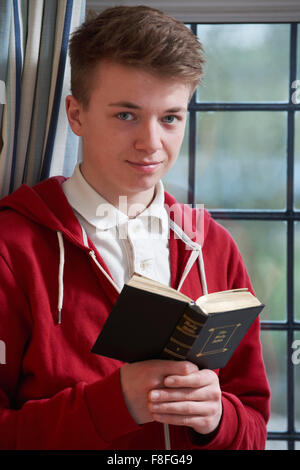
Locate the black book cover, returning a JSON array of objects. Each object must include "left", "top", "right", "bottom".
[
  {"left": 91, "top": 285, "right": 194, "bottom": 363},
  {"left": 91, "top": 284, "right": 264, "bottom": 369}
]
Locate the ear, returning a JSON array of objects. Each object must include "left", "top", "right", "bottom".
[{"left": 65, "top": 95, "right": 84, "bottom": 136}]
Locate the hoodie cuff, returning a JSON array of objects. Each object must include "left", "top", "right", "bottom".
[
  {"left": 85, "top": 368, "right": 140, "bottom": 443},
  {"left": 187, "top": 393, "right": 238, "bottom": 449}
]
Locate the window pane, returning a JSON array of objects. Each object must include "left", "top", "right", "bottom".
[
  {"left": 295, "top": 222, "right": 300, "bottom": 322},
  {"left": 261, "top": 330, "right": 287, "bottom": 432},
  {"left": 294, "top": 331, "right": 300, "bottom": 431},
  {"left": 196, "top": 24, "right": 290, "bottom": 103},
  {"left": 266, "top": 440, "right": 288, "bottom": 450},
  {"left": 197, "top": 24, "right": 290, "bottom": 102},
  {"left": 217, "top": 220, "right": 286, "bottom": 322},
  {"left": 163, "top": 115, "right": 189, "bottom": 203},
  {"left": 295, "top": 113, "right": 300, "bottom": 209},
  {"left": 195, "top": 111, "right": 286, "bottom": 209}
]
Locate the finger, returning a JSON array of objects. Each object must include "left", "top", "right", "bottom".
[
  {"left": 149, "top": 387, "right": 205, "bottom": 403},
  {"left": 166, "top": 360, "right": 199, "bottom": 376},
  {"left": 148, "top": 399, "right": 216, "bottom": 417},
  {"left": 164, "top": 369, "right": 217, "bottom": 388},
  {"left": 145, "top": 359, "right": 198, "bottom": 378}
]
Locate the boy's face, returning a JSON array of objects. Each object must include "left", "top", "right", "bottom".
[{"left": 66, "top": 60, "right": 190, "bottom": 207}]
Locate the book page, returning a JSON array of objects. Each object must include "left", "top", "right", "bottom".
[
  {"left": 127, "top": 273, "right": 192, "bottom": 303},
  {"left": 195, "top": 289, "right": 262, "bottom": 314}
]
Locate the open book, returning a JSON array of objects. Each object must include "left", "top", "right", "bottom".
[{"left": 92, "top": 273, "right": 264, "bottom": 369}]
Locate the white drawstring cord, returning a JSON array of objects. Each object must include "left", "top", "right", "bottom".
[
  {"left": 198, "top": 247, "right": 208, "bottom": 295},
  {"left": 57, "top": 231, "right": 65, "bottom": 324},
  {"left": 56, "top": 227, "right": 120, "bottom": 325},
  {"left": 169, "top": 218, "right": 208, "bottom": 295},
  {"left": 163, "top": 423, "right": 171, "bottom": 451}
]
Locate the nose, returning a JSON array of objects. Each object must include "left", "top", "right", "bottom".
[{"left": 134, "top": 120, "right": 163, "bottom": 154}]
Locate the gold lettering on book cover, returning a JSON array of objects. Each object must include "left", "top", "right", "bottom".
[
  {"left": 183, "top": 313, "right": 205, "bottom": 327},
  {"left": 175, "top": 313, "right": 204, "bottom": 338},
  {"left": 163, "top": 348, "right": 186, "bottom": 360},
  {"left": 196, "top": 323, "right": 242, "bottom": 357},
  {"left": 163, "top": 332, "right": 195, "bottom": 359},
  {"left": 169, "top": 337, "right": 191, "bottom": 349},
  {"left": 176, "top": 325, "right": 198, "bottom": 338}
]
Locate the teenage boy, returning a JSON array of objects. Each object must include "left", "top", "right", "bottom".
[{"left": 0, "top": 6, "right": 270, "bottom": 450}]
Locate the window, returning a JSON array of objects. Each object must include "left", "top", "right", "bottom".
[{"left": 164, "top": 22, "right": 300, "bottom": 450}]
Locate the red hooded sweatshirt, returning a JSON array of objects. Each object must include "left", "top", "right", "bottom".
[{"left": 0, "top": 176, "right": 270, "bottom": 450}]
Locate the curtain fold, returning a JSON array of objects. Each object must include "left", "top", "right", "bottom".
[{"left": 0, "top": 0, "right": 86, "bottom": 198}]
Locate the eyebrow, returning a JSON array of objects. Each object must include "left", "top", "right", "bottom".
[
  {"left": 108, "top": 101, "right": 187, "bottom": 113},
  {"left": 109, "top": 101, "right": 141, "bottom": 110}
]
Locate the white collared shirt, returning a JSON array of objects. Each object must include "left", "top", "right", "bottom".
[{"left": 62, "top": 164, "right": 171, "bottom": 290}]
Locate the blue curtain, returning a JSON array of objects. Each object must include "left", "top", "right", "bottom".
[{"left": 0, "top": 0, "right": 86, "bottom": 197}]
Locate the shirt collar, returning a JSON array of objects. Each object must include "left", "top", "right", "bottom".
[{"left": 62, "top": 164, "right": 167, "bottom": 232}]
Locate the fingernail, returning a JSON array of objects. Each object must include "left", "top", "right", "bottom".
[
  {"left": 150, "top": 390, "right": 160, "bottom": 401},
  {"left": 165, "top": 376, "right": 174, "bottom": 385}
]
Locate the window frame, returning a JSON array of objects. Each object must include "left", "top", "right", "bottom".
[{"left": 187, "top": 22, "right": 300, "bottom": 450}]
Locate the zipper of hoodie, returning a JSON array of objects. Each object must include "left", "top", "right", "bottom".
[
  {"left": 88, "top": 249, "right": 121, "bottom": 294},
  {"left": 80, "top": 224, "right": 121, "bottom": 295}
]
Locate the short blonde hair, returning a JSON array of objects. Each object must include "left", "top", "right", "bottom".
[{"left": 69, "top": 5, "right": 205, "bottom": 107}]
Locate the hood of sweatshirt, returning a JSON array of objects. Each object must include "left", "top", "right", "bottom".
[{"left": 0, "top": 177, "right": 84, "bottom": 246}]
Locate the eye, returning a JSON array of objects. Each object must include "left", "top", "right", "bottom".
[
  {"left": 117, "top": 112, "right": 135, "bottom": 121},
  {"left": 162, "top": 115, "right": 178, "bottom": 124}
]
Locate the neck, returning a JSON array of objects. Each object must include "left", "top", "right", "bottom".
[{"left": 117, "top": 188, "right": 156, "bottom": 218}]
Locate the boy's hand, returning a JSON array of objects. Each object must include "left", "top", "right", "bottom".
[
  {"left": 120, "top": 360, "right": 222, "bottom": 435},
  {"left": 148, "top": 368, "right": 222, "bottom": 435},
  {"left": 120, "top": 360, "right": 198, "bottom": 424}
]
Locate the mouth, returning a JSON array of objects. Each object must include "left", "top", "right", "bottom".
[{"left": 126, "top": 160, "right": 163, "bottom": 172}]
